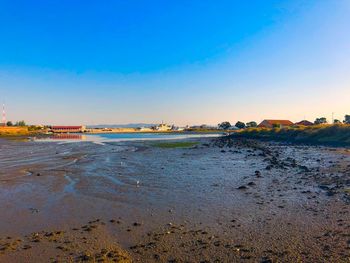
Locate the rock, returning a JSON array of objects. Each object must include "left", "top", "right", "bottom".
[
  {"left": 56, "top": 245, "right": 67, "bottom": 251},
  {"left": 22, "top": 244, "right": 32, "bottom": 250},
  {"left": 237, "top": 185, "right": 248, "bottom": 190},
  {"left": 29, "top": 208, "right": 39, "bottom": 213},
  {"left": 78, "top": 253, "right": 93, "bottom": 261},
  {"left": 213, "top": 240, "right": 221, "bottom": 246},
  {"left": 265, "top": 165, "right": 273, "bottom": 170},
  {"left": 326, "top": 190, "right": 336, "bottom": 196},
  {"left": 260, "top": 257, "right": 273, "bottom": 263},
  {"left": 319, "top": 185, "right": 330, "bottom": 190},
  {"left": 299, "top": 165, "right": 310, "bottom": 172}
]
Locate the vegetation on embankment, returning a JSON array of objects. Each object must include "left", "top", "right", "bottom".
[
  {"left": 152, "top": 141, "right": 199, "bottom": 148},
  {"left": 231, "top": 125, "right": 350, "bottom": 146},
  {"left": 0, "top": 126, "right": 50, "bottom": 138},
  {"left": 0, "top": 126, "right": 30, "bottom": 136}
]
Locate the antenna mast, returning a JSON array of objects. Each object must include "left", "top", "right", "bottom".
[{"left": 2, "top": 104, "right": 6, "bottom": 126}]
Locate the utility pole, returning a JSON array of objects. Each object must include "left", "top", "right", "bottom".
[
  {"left": 2, "top": 104, "right": 5, "bottom": 126},
  {"left": 332, "top": 112, "right": 334, "bottom": 124}
]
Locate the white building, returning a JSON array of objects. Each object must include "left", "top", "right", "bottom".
[
  {"left": 155, "top": 123, "right": 172, "bottom": 131},
  {"left": 139, "top": 127, "right": 153, "bottom": 132}
]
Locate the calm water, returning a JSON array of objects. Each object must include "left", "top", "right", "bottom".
[{"left": 35, "top": 132, "right": 222, "bottom": 143}]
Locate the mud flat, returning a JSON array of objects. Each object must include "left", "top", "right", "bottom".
[{"left": 0, "top": 136, "right": 349, "bottom": 262}]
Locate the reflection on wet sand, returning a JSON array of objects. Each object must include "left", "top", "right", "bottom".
[
  {"left": 35, "top": 132, "right": 221, "bottom": 144},
  {"left": 51, "top": 134, "right": 86, "bottom": 140}
]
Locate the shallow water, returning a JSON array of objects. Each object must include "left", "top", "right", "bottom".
[
  {"left": 34, "top": 132, "right": 222, "bottom": 144},
  {"left": 0, "top": 137, "right": 255, "bottom": 235}
]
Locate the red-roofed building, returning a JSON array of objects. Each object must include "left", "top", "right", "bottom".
[
  {"left": 295, "top": 120, "right": 314, "bottom": 126},
  {"left": 51, "top": 126, "right": 86, "bottom": 133},
  {"left": 258, "top": 120, "right": 293, "bottom": 128}
]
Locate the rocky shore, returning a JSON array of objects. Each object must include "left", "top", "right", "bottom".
[{"left": 0, "top": 136, "right": 349, "bottom": 262}]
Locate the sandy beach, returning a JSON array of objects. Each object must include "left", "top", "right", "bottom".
[{"left": 0, "top": 136, "right": 349, "bottom": 262}]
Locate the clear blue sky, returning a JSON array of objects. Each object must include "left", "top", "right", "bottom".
[{"left": 0, "top": 0, "right": 349, "bottom": 125}]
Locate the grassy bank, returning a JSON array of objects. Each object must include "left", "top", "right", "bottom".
[
  {"left": 0, "top": 127, "right": 29, "bottom": 136},
  {"left": 232, "top": 125, "right": 350, "bottom": 146}
]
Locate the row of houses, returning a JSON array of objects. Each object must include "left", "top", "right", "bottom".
[
  {"left": 142, "top": 120, "right": 314, "bottom": 131},
  {"left": 257, "top": 119, "right": 314, "bottom": 128},
  {"left": 50, "top": 124, "right": 178, "bottom": 133},
  {"left": 49, "top": 120, "right": 314, "bottom": 134}
]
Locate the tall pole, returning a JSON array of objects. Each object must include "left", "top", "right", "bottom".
[
  {"left": 332, "top": 112, "right": 334, "bottom": 124},
  {"left": 2, "top": 104, "right": 6, "bottom": 126}
]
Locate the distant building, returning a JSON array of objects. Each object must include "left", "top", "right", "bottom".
[
  {"left": 138, "top": 127, "right": 153, "bottom": 132},
  {"left": 295, "top": 120, "right": 314, "bottom": 126},
  {"left": 154, "top": 123, "right": 172, "bottom": 131},
  {"left": 51, "top": 126, "right": 86, "bottom": 133},
  {"left": 172, "top": 126, "right": 185, "bottom": 131},
  {"left": 258, "top": 120, "right": 293, "bottom": 128},
  {"left": 190, "top": 125, "right": 218, "bottom": 130}
]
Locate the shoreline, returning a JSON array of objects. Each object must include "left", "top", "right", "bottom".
[{"left": 79, "top": 130, "right": 225, "bottom": 135}]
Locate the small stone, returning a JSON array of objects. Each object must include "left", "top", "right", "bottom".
[
  {"left": 23, "top": 245, "right": 32, "bottom": 250},
  {"left": 260, "top": 257, "right": 273, "bottom": 263}
]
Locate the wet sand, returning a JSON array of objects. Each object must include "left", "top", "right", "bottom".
[{"left": 0, "top": 137, "right": 349, "bottom": 262}]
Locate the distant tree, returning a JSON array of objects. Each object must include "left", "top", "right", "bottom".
[
  {"left": 218, "top": 121, "right": 231, "bottom": 130},
  {"left": 15, "top": 120, "right": 26, "bottom": 127},
  {"left": 6, "top": 121, "right": 13, "bottom": 126},
  {"left": 246, "top": 121, "right": 257, "bottom": 128},
  {"left": 314, "top": 117, "right": 327, "bottom": 125},
  {"left": 235, "top": 121, "right": 246, "bottom": 129},
  {"left": 333, "top": 119, "right": 341, "bottom": 124},
  {"left": 344, "top": 115, "right": 350, "bottom": 124}
]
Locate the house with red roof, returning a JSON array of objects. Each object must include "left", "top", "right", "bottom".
[
  {"left": 258, "top": 120, "right": 294, "bottom": 128},
  {"left": 294, "top": 120, "right": 314, "bottom": 126},
  {"left": 51, "top": 126, "right": 86, "bottom": 133}
]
